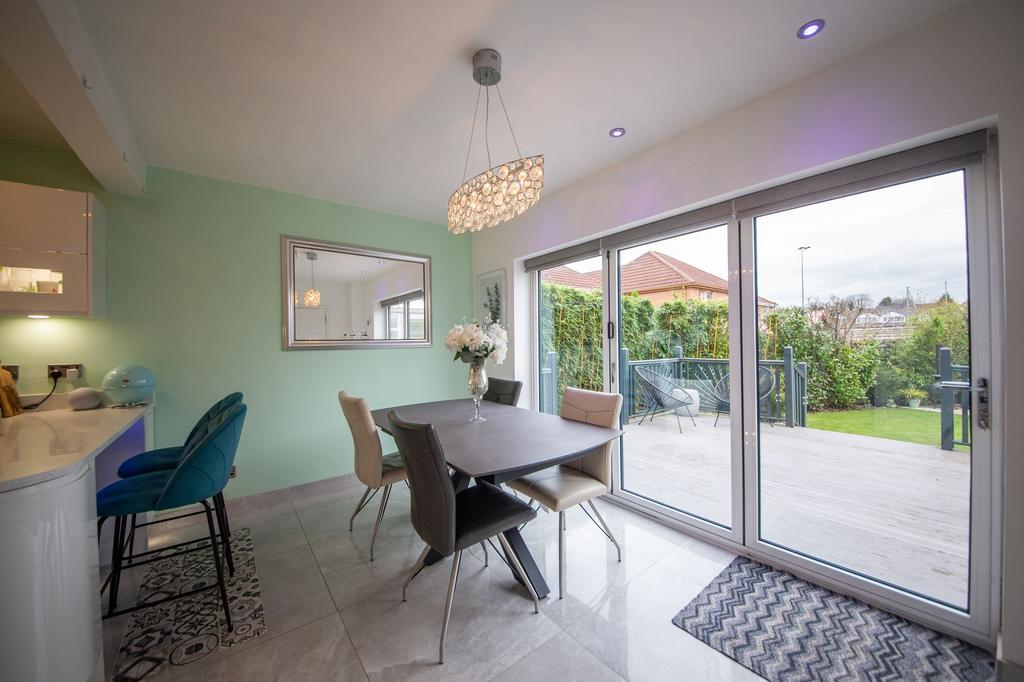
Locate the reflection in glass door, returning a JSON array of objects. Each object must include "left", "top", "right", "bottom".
[
  {"left": 752, "top": 170, "right": 976, "bottom": 609},
  {"left": 537, "top": 256, "right": 605, "bottom": 414},
  {"left": 613, "top": 225, "right": 738, "bottom": 530}
]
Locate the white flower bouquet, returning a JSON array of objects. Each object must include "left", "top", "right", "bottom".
[{"left": 444, "top": 320, "right": 508, "bottom": 365}]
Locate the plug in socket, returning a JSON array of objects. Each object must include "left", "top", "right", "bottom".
[{"left": 48, "top": 364, "right": 84, "bottom": 379}]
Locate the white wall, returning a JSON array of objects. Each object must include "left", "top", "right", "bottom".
[{"left": 472, "top": 0, "right": 1024, "bottom": 666}]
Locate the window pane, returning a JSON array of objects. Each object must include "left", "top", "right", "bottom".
[
  {"left": 615, "top": 225, "right": 734, "bottom": 527},
  {"left": 538, "top": 256, "right": 604, "bottom": 415},
  {"left": 754, "top": 170, "right": 971, "bottom": 609},
  {"left": 407, "top": 298, "right": 425, "bottom": 339},
  {"left": 388, "top": 302, "right": 405, "bottom": 339}
]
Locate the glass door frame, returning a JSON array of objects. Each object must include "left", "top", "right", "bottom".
[
  {"left": 739, "top": 155, "right": 1002, "bottom": 646},
  {"left": 528, "top": 131, "right": 1002, "bottom": 647},
  {"left": 604, "top": 218, "right": 746, "bottom": 547}
]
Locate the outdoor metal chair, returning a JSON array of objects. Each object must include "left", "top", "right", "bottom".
[
  {"left": 635, "top": 367, "right": 698, "bottom": 433},
  {"left": 712, "top": 365, "right": 777, "bottom": 427}
]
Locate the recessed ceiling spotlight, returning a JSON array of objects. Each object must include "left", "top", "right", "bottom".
[
  {"left": 609, "top": 127, "right": 626, "bottom": 138},
  {"left": 797, "top": 19, "right": 825, "bottom": 39},
  {"left": 376, "top": 260, "right": 386, "bottom": 265}
]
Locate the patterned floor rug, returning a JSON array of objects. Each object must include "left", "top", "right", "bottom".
[
  {"left": 673, "top": 557, "right": 994, "bottom": 682},
  {"left": 111, "top": 527, "right": 266, "bottom": 681}
]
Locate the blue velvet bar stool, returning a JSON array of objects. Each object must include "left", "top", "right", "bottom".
[
  {"left": 116, "top": 392, "right": 242, "bottom": 571},
  {"left": 97, "top": 403, "right": 247, "bottom": 627}
]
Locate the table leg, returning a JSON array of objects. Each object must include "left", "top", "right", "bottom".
[
  {"left": 424, "top": 471, "right": 473, "bottom": 567},
  {"left": 500, "top": 527, "right": 550, "bottom": 600}
]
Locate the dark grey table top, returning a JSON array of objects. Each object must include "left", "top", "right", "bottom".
[{"left": 371, "top": 399, "right": 622, "bottom": 479}]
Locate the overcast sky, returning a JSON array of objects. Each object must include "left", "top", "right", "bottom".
[{"left": 563, "top": 170, "right": 969, "bottom": 308}]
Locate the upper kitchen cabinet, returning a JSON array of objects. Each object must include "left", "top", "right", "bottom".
[{"left": 0, "top": 180, "right": 106, "bottom": 318}]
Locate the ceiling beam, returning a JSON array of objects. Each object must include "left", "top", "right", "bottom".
[{"left": 0, "top": 0, "right": 145, "bottom": 194}]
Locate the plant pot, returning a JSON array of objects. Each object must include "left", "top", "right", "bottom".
[{"left": 907, "top": 399, "right": 921, "bottom": 409}]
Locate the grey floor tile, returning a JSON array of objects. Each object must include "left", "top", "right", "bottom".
[
  {"left": 558, "top": 562, "right": 761, "bottom": 681},
  {"left": 340, "top": 555, "right": 560, "bottom": 681},
  {"left": 491, "top": 630, "right": 624, "bottom": 682},
  {"left": 184, "top": 613, "right": 367, "bottom": 681}
]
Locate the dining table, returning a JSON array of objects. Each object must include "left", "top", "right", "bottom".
[{"left": 371, "top": 398, "right": 622, "bottom": 600}]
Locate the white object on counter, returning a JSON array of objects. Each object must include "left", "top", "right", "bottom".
[
  {"left": 69, "top": 386, "right": 103, "bottom": 410},
  {"left": 0, "top": 404, "right": 153, "bottom": 682}
]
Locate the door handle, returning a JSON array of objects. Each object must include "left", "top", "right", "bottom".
[{"left": 938, "top": 378, "right": 990, "bottom": 430}]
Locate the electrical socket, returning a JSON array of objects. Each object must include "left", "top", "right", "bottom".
[
  {"left": 229, "top": 465, "right": 237, "bottom": 479},
  {"left": 1, "top": 365, "right": 18, "bottom": 381},
  {"left": 48, "top": 363, "right": 84, "bottom": 379}
]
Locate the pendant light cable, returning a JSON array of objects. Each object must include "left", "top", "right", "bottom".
[
  {"left": 461, "top": 85, "right": 483, "bottom": 183},
  {"left": 484, "top": 86, "right": 492, "bottom": 168},
  {"left": 495, "top": 83, "right": 523, "bottom": 161}
]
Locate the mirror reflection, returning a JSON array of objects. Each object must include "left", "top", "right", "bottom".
[{"left": 283, "top": 237, "right": 430, "bottom": 348}]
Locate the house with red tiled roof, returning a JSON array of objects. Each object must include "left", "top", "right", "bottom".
[{"left": 541, "top": 251, "right": 775, "bottom": 311}]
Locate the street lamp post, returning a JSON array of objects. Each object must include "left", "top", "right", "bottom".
[{"left": 798, "top": 246, "right": 811, "bottom": 309}]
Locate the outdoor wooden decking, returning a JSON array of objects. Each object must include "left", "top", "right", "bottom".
[{"left": 620, "top": 413, "right": 970, "bottom": 608}]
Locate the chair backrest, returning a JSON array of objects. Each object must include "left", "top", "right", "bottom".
[
  {"left": 185, "top": 392, "right": 244, "bottom": 445},
  {"left": 339, "top": 391, "right": 384, "bottom": 487},
  {"left": 635, "top": 368, "right": 692, "bottom": 409},
  {"left": 712, "top": 372, "right": 731, "bottom": 403},
  {"left": 483, "top": 377, "right": 523, "bottom": 407},
  {"left": 156, "top": 403, "right": 247, "bottom": 510},
  {"left": 387, "top": 410, "right": 457, "bottom": 557},
  {"left": 559, "top": 387, "right": 622, "bottom": 489}
]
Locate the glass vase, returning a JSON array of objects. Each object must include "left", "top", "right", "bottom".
[{"left": 467, "top": 356, "right": 489, "bottom": 422}]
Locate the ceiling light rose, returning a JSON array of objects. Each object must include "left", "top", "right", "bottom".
[{"left": 448, "top": 49, "right": 544, "bottom": 235}]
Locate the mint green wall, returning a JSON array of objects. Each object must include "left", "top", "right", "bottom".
[{"left": 0, "top": 143, "right": 472, "bottom": 497}]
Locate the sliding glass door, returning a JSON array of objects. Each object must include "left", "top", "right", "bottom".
[
  {"left": 531, "top": 132, "right": 1000, "bottom": 644},
  {"left": 611, "top": 225, "right": 741, "bottom": 537}
]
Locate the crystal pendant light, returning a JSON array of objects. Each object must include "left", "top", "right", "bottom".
[
  {"left": 448, "top": 49, "right": 544, "bottom": 235},
  {"left": 303, "top": 251, "right": 321, "bottom": 307}
]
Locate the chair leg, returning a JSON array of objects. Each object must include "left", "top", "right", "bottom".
[
  {"left": 439, "top": 551, "right": 463, "bottom": 665},
  {"left": 585, "top": 499, "right": 622, "bottom": 562},
  {"left": 688, "top": 408, "right": 697, "bottom": 427},
  {"left": 214, "top": 494, "right": 235, "bottom": 576},
  {"left": 714, "top": 409, "right": 721, "bottom": 427},
  {"left": 202, "top": 500, "right": 232, "bottom": 632},
  {"left": 370, "top": 484, "right": 392, "bottom": 562},
  {"left": 125, "top": 513, "right": 137, "bottom": 565},
  {"left": 403, "top": 545, "right": 432, "bottom": 601},
  {"left": 480, "top": 542, "right": 489, "bottom": 567},
  {"left": 497, "top": 532, "right": 540, "bottom": 614},
  {"left": 106, "top": 515, "right": 126, "bottom": 615},
  {"left": 675, "top": 412, "right": 683, "bottom": 434},
  {"left": 216, "top": 492, "right": 233, "bottom": 537},
  {"left": 97, "top": 515, "right": 107, "bottom": 542},
  {"left": 558, "top": 511, "right": 566, "bottom": 599},
  {"left": 349, "top": 486, "right": 373, "bottom": 531}
]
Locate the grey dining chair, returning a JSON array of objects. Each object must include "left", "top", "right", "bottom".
[
  {"left": 339, "top": 391, "right": 408, "bottom": 560},
  {"left": 483, "top": 377, "right": 524, "bottom": 407},
  {"left": 387, "top": 410, "right": 539, "bottom": 664}
]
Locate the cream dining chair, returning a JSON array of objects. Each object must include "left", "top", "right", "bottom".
[
  {"left": 339, "top": 391, "right": 409, "bottom": 561},
  {"left": 506, "top": 387, "right": 623, "bottom": 598}
]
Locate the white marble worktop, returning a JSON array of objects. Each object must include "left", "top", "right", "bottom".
[{"left": 0, "top": 404, "right": 153, "bottom": 493}]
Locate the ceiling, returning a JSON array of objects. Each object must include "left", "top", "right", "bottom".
[
  {"left": 295, "top": 248, "right": 415, "bottom": 285},
  {"left": 71, "top": 0, "right": 966, "bottom": 223},
  {"left": 0, "top": 58, "right": 69, "bottom": 150}
]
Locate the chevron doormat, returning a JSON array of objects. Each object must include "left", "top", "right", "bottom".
[
  {"left": 672, "top": 557, "right": 994, "bottom": 681},
  {"left": 111, "top": 528, "right": 266, "bottom": 681}
]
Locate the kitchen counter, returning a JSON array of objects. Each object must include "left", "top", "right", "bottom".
[
  {"left": 0, "top": 403, "right": 153, "bottom": 493},
  {"left": 0, "top": 403, "right": 153, "bottom": 682}
]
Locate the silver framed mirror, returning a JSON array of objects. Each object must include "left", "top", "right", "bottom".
[{"left": 281, "top": 235, "right": 432, "bottom": 349}]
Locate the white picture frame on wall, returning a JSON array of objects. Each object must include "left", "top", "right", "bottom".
[{"left": 476, "top": 268, "right": 507, "bottom": 325}]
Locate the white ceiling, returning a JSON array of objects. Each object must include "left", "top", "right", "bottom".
[
  {"left": 72, "top": 0, "right": 966, "bottom": 223},
  {"left": 0, "top": 58, "right": 69, "bottom": 150},
  {"left": 295, "top": 248, "right": 416, "bottom": 285}
]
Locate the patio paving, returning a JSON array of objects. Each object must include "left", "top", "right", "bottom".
[{"left": 619, "top": 412, "right": 970, "bottom": 608}]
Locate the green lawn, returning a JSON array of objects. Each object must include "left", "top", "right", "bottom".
[{"left": 806, "top": 407, "right": 969, "bottom": 451}]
